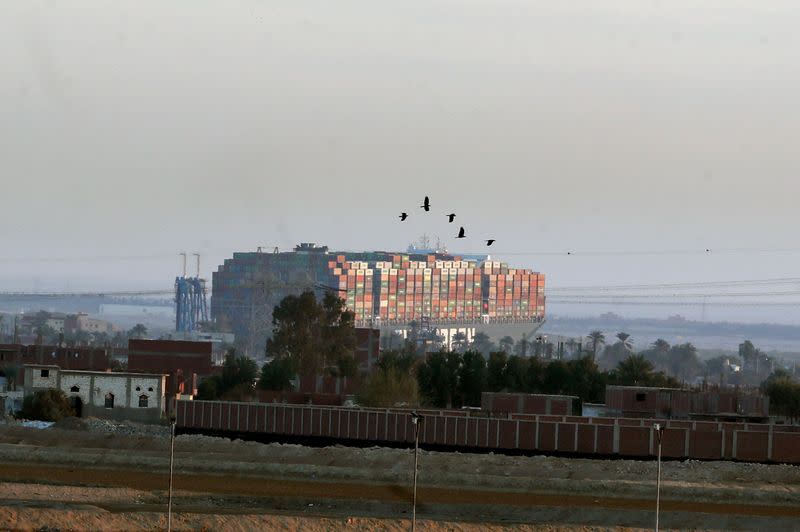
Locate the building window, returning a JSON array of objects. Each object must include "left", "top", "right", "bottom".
[
  {"left": 139, "top": 395, "right": 148, "bottom": 408},
  {"left": 104, "top": 393, "right": 114, "bottom": 408},
  {"left": 148, "top": 387, "right": 153, "bottom": 392},
  {"left": 636, "top": 393, "right": 646, "bottom": 402},
  {"left": 70, "top": 385, "right": 80, "bottom": 393},
  {"left": 135, "top": 386, "right": 141, "bottom": 391},
  {"left": 40, "top": 369, "right": 49, "bottom": 378}
]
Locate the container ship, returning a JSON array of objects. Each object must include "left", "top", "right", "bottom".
[{"left": 211, "top": 243, "right": 545, "bottom": 351}]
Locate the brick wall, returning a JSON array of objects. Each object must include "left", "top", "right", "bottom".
[{"left": 177, "top": 400, "right": 800, "bottom": 464}]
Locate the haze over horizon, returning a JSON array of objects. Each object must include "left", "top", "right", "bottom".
[{"left": 3, "top": 1, "right": 800, "bottom": 323}]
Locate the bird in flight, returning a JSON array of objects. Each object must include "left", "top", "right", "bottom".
[
  {"left": 486, "top": 239, "right": 495, "bottom": 246},
  {"left": 446, "top": 213, "right": 456, "bottom": 223},
  {"left": 456, "top": 226, "right": 466, "bottom": 238},
  {"left": 420, "top": 196, "right": 430, "bottom": 211},
  {"left": 399, "top": 212, "right": 408, "bottom": 221}
]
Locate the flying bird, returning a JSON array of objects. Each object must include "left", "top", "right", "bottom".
[
  {"left": 456, "top": 226, "right": 466, "bottom": 239},
  {"left": 420, "top": 196, "right": 430, "bottom": 211},
  {"left": 486, "top": 239, "right": 495, "bottom": 246},
  {"left": 399, "top": 212, "right": 408, "bottom": 221},
  {"left": 446, "top": 213, "right": 456, "bottom": 223}
]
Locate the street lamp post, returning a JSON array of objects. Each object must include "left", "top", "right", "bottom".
[
  {"left": 168, "top": 420, "right": 176, "bottom": 532},
  {"left": 411, "top": 412, "right": 423, "bottom": 532},
  {"left": 654, "top": 423, "right": 664, "bottom": 532}
]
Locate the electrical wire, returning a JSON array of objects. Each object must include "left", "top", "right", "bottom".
[
  {"left": 546, "top": 299, "right": 800, "bottom": 307},
  {"left": 547, "top": 290, "right": 800, "bottom": 299},
  {"left": 547, "top": 277, "right": 800, "bottom": 292},
  {"left": 472, "top": 247, "right": 800, "bottom": 256}
]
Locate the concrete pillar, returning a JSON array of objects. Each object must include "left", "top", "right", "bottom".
[{"left": 768, "top": 425, "right": 774, "bottom": 462}]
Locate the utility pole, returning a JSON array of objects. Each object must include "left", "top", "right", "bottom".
[
  {"left": 654, "top": 423, "right": 663, "bottom": 532},
  {"left": 411, "top": 412, "right": 423, "bottom": 532},
  {"left": 167, "top": 420, "right": 176, "bottom": 531}
]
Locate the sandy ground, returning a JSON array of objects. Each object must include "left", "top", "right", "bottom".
[{"left": 1, "top": 421, "right": 799, "bottom": 530}]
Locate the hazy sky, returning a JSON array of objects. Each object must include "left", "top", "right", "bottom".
[{"left": 2, "top": 1, "right": 800, "bottom": 322}]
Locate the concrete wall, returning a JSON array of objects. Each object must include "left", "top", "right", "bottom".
[
  {"left": 25, "top": 366, "right": 59, "bottom": 390},
  {"left": 59, "top": 373, "right": 93, "bottom": 405},
  {"left": 82, "top": 403, "right": 163, "bottom": 423}
]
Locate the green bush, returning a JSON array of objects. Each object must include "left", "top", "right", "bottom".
[
  {"left": 357, "top": 367, "right": 419, "bottom": 408},
  {"left": 21, "top": 389, "right": 75, "bottom": 422}
]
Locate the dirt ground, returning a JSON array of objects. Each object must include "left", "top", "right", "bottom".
[{"left": 1, "top": 420, "right": 799, "bottom": 531}]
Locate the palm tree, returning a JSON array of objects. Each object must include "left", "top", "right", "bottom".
[
  {"left": 587, "top": 331, "right": 605, "bottom": 361},
  {"left": 451, "top": 331, "right": 468, "bottom": 352},
  {"left": 514, "top": 336, "right": 530, "bottom": 357},
  {"left": 128, "top": 323, "right": 148, "bottom": 339},
  {"left": 499, "top": 336, "right": 514, "bottom": 354},
  {"left": 616, "top": 354, "right": 654, "bottom": 386},
  {"left": 647, "top": 338, "right": 671, "bottom": 373},
  {"left": 616, "top": 332, "right": 633, "bottom": 351},
  {"left": 469, "top": 332, "right": 495, "bottom": 356},
  {"left": 565, "top": 338, "right": 579, "bottom": 358},
  {"left": 652, "top": 339, "right": 670, "bottom": 353}
]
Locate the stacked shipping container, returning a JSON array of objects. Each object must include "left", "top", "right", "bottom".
[
  {"left": 328, "top": 257, "right": 375, "bottom": 322},
  {"left": 483, "top": 261, "right": 545, "bottom": 320},
  {"left": 327, "top": 255, "right": 544, "bottom": 325}
]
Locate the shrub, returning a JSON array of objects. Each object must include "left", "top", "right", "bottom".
[{"left": 20, "top": 389, "right": 75, "bottom": 422}]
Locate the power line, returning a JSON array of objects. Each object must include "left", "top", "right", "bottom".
[
  {"left": 0, "top": 290, "right": 174, "bottom": 297},
  {"left": 5, "top": 245, "right": 800, "bottom": 264},
  {"left": 547, "top": 299, "right": 800, "bottom": 307},
  {"left": 476, "top": 248, "right": 800, "bottom": 257},
  {"left": 548, "top": 277, "right": 800, "bottom": 292},
  {"left": 0, "top": 254, "right": 181, "bottom": 263},
  {"left": 548, "top": 290, "right": 800, "bottom": 299}
]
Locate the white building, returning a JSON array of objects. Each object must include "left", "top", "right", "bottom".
[
  {"left": 45, "top": 316, "right": 66, "bottom": 334},
  {"left": 23, "top": 365, "right": 167, "bottom": 423}
]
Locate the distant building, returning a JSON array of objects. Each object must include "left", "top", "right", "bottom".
[
  {"left": 604, "top": 385, "right": 769, "bottom": 421},
  {"left": 65, "top": 313, "right": 120, "bottom": 335},
  {"left": 481, "top": 392, "right": 579, "bottom": 416},
  {"left": 0, "top": 344, "right": 111, "bottom": 389},
  {"left": 354, "top": 328, "right": 380, "bottom": 372},
  {"left": 22, "top": 364, "right": 166, "bottom": 423},
  {"left": 165, "top": 331, "right": 234, "bottom": 365},
  {"left": 45, "top": 313, "right": 67, "bottom": 334},
  {"left": 127, "top": 339, "right": 214, "bottom": 401}
]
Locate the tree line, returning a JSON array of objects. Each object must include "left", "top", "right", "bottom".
[
  {"left": 199, "top": 291, "right": 800, "bottom": 418},
  {"left": 358, "top": 346, "right": 680, "bottom": 409}
]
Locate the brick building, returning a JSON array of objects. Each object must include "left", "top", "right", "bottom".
[
  {"left": 481, "top": 392, "right": 579, "bottom": 416},
  {"left": 127, "top": 339, "right": 214, "bottom": 398},
  {"left": 354, "top": 328, "right": 380, "bottom": 373},
  {"left": 0, "top": 344, "right": 110, "bottom": 388},
  {"left": 605, "top": 385, "right": 769, "bottom": 421}
]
